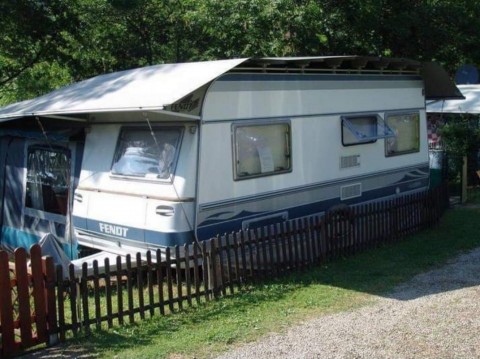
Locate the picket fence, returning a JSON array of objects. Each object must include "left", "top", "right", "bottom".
[{"left": 0, "top": 183, "right": 449, "bottom": 357}]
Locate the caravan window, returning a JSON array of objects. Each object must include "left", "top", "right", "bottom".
[
  {"left": 385, "top": 112, "right": 420, "bottom": 156},
  {"left": 25, "top": 146, "right": 71, "bottom": 215},
  {"left": 233, "top": 122, "right": 291, "bottom": 180},
  {"left": 342, "top": 114, "right": 395, "bottom": 146},
  {"left": 111, "top": 127, "right": 183, "bottom": 180}
]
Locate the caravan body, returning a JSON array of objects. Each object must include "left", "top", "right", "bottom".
[
  {"left": 72, "top": 58, "right": 430, "bottom": 254},
  {"left": 0, "top": 57, "right": 462, "bottom": 256}
]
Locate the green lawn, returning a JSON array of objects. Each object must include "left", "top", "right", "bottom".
[{"left": 65, "top": 207, "right": 480, "bottom": 359}]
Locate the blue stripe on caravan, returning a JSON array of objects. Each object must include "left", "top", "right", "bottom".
[
  {"left": 73, "top": 217, "right": 194, "bottom": 247},
  {"left": 196, "top": 179, "right": 429, "bottom": 240}
]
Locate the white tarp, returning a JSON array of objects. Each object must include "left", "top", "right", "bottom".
[
  {"left": 0, "top": 56, "right": 463, "bottom": 121},
  {"left": 427, "top": 84, "right": 480, "bottom": 114},
  {"left": 0, "top": 58, "right": 248, "bottom": 120}
]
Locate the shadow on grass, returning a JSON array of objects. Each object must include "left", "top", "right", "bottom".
[{"left": 294, "top": 207, "right": 480, "bottom": 300}]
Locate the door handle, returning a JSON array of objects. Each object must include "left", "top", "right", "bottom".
[{"left": 156, "top": 205, "right": 175, "bottom": 217}]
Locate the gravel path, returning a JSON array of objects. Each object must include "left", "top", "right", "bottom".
[{"left": 216, "top": 247, "right": 480, "bottom": 359}]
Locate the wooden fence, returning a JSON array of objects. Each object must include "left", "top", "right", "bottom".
[{"left": 0, "top": 184, "right": 449, "bottom": 357}]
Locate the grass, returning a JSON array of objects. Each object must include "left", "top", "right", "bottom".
[
  {"left": 466, "top": 186, "right": 480, "bottom": 204},
  {"left": 61, "top": 207, "right": 480, "bottom": 359}
]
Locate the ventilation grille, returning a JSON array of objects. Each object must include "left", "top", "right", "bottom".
[
  {"left": 340, "top": 155, "right": 360, "bottom": 169},
  {"left": 341, "top": 183, "right": 362, "bottom": 200}
]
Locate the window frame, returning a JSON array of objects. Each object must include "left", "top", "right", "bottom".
[
  {"left": 341, "top": 114, "right": 396, "bottom": 146},
  {"left": 384, "top": 111, "right": 421, "bottom": 157},
  {"left": 24, "top": 144, "right": 71, "bottom": 218},
  {"left": 232, "top": 120, "right": 292, "bottom": 181},
  {"left": 110, "top": 125, "right": 184, "bottom": 182}
]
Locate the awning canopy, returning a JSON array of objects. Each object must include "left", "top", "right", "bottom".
[
  {"left": 427, "top": 84, "right": 480, "bottom": 114},
  {"left": 0, "top": 58, "right": 248, "bottom": 121},
  {"left": 0, "top": 56, "right": 462, "bottom": 122}
]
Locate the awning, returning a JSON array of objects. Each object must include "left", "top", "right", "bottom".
[
  {"left": 421, "top": 62, "right": 465, "bottom": 101},
  {"left": 427, "top": 84, "right": 480, "bottom": 114},
  {"left": 0, "top": 58, "right": 248, "bottom": 121},
  {"left": 0, "top": 56, "right": 462, "bottom": 121}
]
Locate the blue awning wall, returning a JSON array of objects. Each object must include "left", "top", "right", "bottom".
[{"left": 0, "top": 130, "right": 84, "bottom": 259}]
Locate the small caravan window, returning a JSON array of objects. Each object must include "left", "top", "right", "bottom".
[
  {"left": 112, "top": 127, "right": 183, "bottom": 179},
  {"left": 26, "top": 146, "right": 71, "bottom": 215},
  {"left": 233, "top": 122, "right": 291, "bottom": 180},
  {"left": 385, "top": 112, "right": 420, "bottom": 156},
  {"left": 342, "top": 114, "right": 395, "bottom": 146}
]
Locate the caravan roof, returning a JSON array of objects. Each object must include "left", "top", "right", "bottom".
[{"left": 0, "top": 56, "right": 462, "bottom": 121}]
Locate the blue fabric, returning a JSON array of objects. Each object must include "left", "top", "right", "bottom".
[{"left": 1, "top": 226, "right": 78, "bottom": 260}]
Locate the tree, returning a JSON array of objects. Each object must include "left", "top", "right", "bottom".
[
  {"left": 0, "top": 0, "right": 82, "bottom": 102},
  {"left": 2, "top": 0, "right": 480, "bottom": 106}
]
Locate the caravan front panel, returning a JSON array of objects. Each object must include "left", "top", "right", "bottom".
[{"left": 72, "top": 120, "right": 198, "bottom": 252}]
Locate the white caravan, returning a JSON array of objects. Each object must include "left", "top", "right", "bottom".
[{"left": 0, "top": 56, "right": 462, "bottom": 256}]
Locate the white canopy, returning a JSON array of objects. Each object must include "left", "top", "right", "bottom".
[
  {"left": 0, "top": 58, "right": 248, "bottom": 120},
  {"left": 0, "top": 56, "right": 462, "bottom": 122},
  {"left": 427, "top": 84, "right": 480, "bottom": 114}
]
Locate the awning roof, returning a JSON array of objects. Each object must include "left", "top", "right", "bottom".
[
  {"left": 0, "top": 56, "right": 462, "bottom": 122},
  {"left": 0, "top": 58, "right": 248, "bottom": 121},
  {"left": 427, "top": 84, "right": 480, "bottom": 114}
]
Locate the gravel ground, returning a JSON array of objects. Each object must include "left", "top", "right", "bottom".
[
  {"left": 216, "top": 247, "right": 480, "bottom": 359},
  {"left": 24, "top": 245, "right": 480, "bottom": 359}
]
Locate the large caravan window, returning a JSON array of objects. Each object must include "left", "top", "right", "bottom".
[
  {"left": 385, "top": 112, "right": 420, "bottom": 156},
  {"left": 342, "top": 114, "right": 395, "bottom": 146},
  {"left": 111, "top": 127, "right": 183, "bottom": 179},
  {"left": 234, "top": 122, "right": 291, "bottom": 180},
  {"left": 26, "top": 146, "right": 71, "bottom": 215}
]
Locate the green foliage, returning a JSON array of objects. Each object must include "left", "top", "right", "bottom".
[
  {"left": 440, "top": 115, "right": 480, "bottom": 184},
  {"left": 441, "top": 116, "right": 480, "bottom": 157},
  {"left": 1, "top": 0, "right": 480, "bottom": 105},
  {"left": 0, "top": 62, "right": 73, "bottom": 105}
]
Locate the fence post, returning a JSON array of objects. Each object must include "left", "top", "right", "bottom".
[
  {"left": 42, "top": 256, "right": 59, "bottom": 345},
  {"left": 30, "top": 245, "right": 51, "bottom": 346},
  {"left": 0, "top": 250, "right": 15, "bottom": 357},
  {"left": 16, "top": 247, "right": 34, "bottom": 348},
  {"left": 208, "top": 238, "right": 220, "bottom": 299}
]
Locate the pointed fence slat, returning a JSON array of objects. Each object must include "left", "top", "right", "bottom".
[
  {"left": 116, "top": 256, "right": 124, "bottom": 325},
  {"left": 184, "top": 245, "right": 193, "bottom": 307},
  {"left": 192, "top": 243, "right": 201, "bottom": 305},
  {"left": 155, "top": 249, "right": 166, "bottom": 316},
  {"left": 15, "top": 247, "right": 33, "bottom": 348},
  {"left": 56, "top": 265, "right": 66, "bottom": 341},
  {"left": 104, "top": 258, "right": 113, "bottom": 328},
  {"left": 126, "top": 255, "right": 134, "bottom": 324},
  {"left": 146, "top": 251, "right": 155, "bottom": 316},
  {"left": 0, "top": 250, "right": 16, "bottom": 357}
]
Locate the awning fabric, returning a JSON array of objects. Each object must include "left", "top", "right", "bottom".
[
  {"left": 427, "top": 84, "right": 480, "bottom": 114},
  {"left": 421, "top": 62, "right": 465, "bottom": 101},
  {"left": 0, "top": 56, "right": 462, "bottom": 121},
  {"left": 0, "top": 58, "right": 248, "bottom": 120}
]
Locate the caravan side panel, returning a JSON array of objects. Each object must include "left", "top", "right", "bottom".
[{"left": 196, "top": 73, "right": 428, "bottom": 239}]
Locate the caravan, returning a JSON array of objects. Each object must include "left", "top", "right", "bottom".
[{"left": 0, "top": 56, "right": 462, "bottom": 257}]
